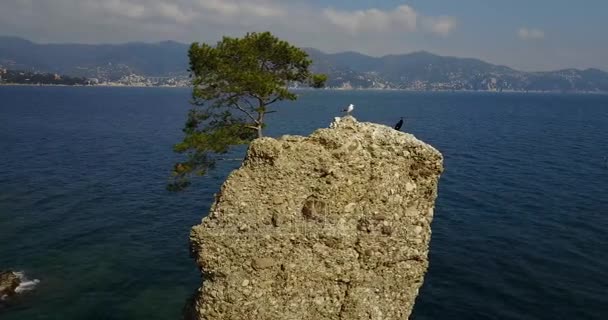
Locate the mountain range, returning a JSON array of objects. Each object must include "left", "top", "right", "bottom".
[{"left": 2, "top": 36, "right": 608, "bottom": 92}]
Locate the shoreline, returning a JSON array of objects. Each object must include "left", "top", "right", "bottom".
[{"left": 1, "top": 83, "right": 607, "bottom": 95}]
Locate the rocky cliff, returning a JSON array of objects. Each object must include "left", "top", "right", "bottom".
[
  {"left": 0, "top": 271, "right": 20, "bottom": 301},
  {"left": 188, "top": 116, "right": 443, "bottom": 319}
]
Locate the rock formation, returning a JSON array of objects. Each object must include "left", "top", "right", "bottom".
[
  {"left": 0, "top": 271, "right": 20, "bottom": 301},
  {"left": 188, "top": 116, "right": 443, "bottom": 319}
]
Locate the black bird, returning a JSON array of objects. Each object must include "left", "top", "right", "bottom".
[{"left": 394, "top": 117, "right": 404, "bottom": 131}]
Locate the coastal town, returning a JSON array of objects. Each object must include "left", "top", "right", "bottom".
[
  {"left": 2, "top": 62, "right": 607, "bottom": 93},
  {"left": 0, "top": 67, "right": 190, "bottom": 87}
]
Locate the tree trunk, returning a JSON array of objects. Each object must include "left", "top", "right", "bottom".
[{"left": 256, "top": 102, "right": 266, "bottom": 138}]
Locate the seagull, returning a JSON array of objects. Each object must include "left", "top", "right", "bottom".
[
  {"left": 342, "top": 104, "right": 354, "bottom": 115},
  {"left": 394, "top": 117, "right": 404, "bottom": 131}
]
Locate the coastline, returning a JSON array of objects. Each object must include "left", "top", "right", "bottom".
[
  {"left": 1, "top": 83, "right": 607, "bottom": 95},
  {"left": 0, "top": 83, "right": 187, "bottom": 88}
]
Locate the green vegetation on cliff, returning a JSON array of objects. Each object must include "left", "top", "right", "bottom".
[{"left": 169, "top": 32, "right": 326, "bottom": 191}]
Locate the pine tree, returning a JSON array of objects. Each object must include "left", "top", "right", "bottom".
[{"left": 169, "top": 32, "right": 326, "bottom": 191}]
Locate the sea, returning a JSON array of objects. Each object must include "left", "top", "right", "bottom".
[{"left": 1, "top": 86, "right": 607, "bottom": 320}]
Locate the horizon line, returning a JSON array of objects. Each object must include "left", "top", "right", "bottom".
[{"left": 0, "top": 35, "right": 606, "bottom": 74}]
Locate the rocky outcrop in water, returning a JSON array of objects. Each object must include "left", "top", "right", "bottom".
[
  {"left": 0, "top": 271, "right": 20, "bottom": 301},
  {"left": 188, "top": 116, "right": 443, "bottom": 319}
]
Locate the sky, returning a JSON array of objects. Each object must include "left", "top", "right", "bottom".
[{"left": 1, "top": 0, "right": 607, "bottom": 71}]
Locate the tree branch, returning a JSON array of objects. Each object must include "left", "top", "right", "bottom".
[
  {"left": 267, "top": 96, "right": 282, "bottom": 105},
  {"left": 231, "top": 102, "right": 259, "bottom": 124},
  {"left": 266, "top": 87, "right": 290, "bottom": 106},
  {"left": 243, "top": 98, "right": 256, "bottom": 110}
]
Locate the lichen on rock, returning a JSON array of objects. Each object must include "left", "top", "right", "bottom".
[{"left": 188, "top": 116, "right": 443, "bottom": 319}]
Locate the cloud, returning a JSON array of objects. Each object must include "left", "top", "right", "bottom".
[
  {"left": 323, "top": 5, "right": 417, "bottom": 34},
  {"left": 0, "top": 0, "right": 457, "bottom": 55},
  {"left": 423, "top": 16, "right": 458, "bottom": 36},
  {"left": 196, "top": 0, "right": 286, "bottom": 19},
  {"left": 518, "top": 27, "right": 545, "bottom": 40},
  {"left": 322, "top": 5, "right": 457, "bottom": 36},
  {"left": 76, "top": 0, "right": 284, "bottom": 24}
]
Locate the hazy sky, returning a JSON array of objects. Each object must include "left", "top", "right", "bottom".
[{"left": 1, "top": 0, "right": 607, "bottom": 71}]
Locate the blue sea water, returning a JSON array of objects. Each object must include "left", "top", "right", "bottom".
[{"left": 1, "top": 86, "right": 607, "bottom": 319}]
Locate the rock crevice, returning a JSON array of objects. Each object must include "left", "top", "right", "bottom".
[{"left": 188, "top": 116, "right": 443, "bottom": 319}]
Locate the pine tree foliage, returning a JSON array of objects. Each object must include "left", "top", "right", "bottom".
[{"left": 169, "top": 32, "right": 326, "bottom": 191}]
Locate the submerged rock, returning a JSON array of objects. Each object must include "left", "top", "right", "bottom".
[
  {"left": 189, "top": 116, "right": 443, "bottom": 319},
  {"left": 0, "top": 270, "right": 39, "bottom": 306},
  {"left": 0, "top": 271, "right": 20, "bottom": 301}
]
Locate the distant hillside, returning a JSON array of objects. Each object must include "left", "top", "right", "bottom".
[
  {"left": 304, "top": 48, "right": 608, "bottom": 92},
  {"left": 2, "top": 36, "right": 607, "bottom": 92},
  {"left": 0, "top": 68, "right": 89, "bottom": 85},
  {"left": 0, "top": 36, "right": 188, "bottom": 80}
]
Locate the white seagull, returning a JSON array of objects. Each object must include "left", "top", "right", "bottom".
[{"left": 342, "top": 103, "right": 354, "bottom": 115}]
